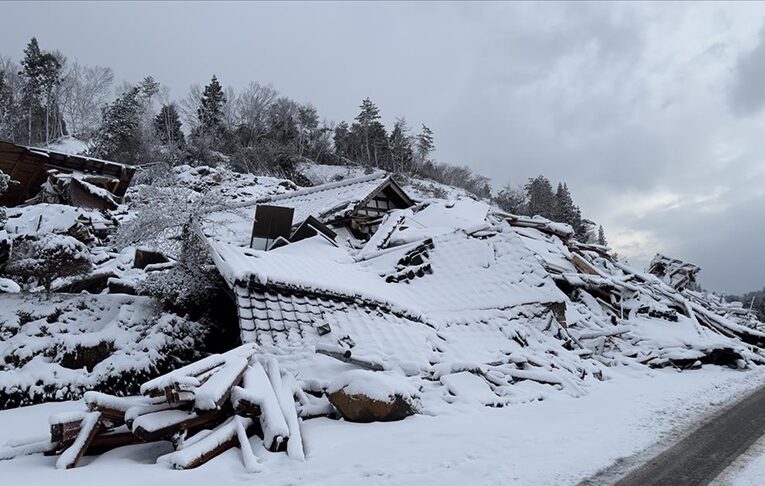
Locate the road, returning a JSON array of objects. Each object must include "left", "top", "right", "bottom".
[{"left": 608, "top": 383, "right": 765, "bottom": 485}]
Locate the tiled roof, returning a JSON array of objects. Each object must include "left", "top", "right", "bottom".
[
  {"left": 202, "top": 172, "right": 395, "bottom": 248},
  {"left": 257, "top": 172, "right": 390, "bottom": 226}
]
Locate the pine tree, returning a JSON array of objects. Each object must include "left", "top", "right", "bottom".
[
  {"left": 597, "top": 225, "right": 607, "bottom": 246},
  {"left": 333, "top": 121, "right": 350, "bottom": 158},
  {"left": 19, "top": 37, "right": 44, "bottom": 144},
  {"left": 416, "top": 124, "right": 434, "bottom": 164},
  {"left": 19, "top": 38, "right": 64, "bottom": 144},
  {"left": 196, "top": 75, "right": 227, "bottom": 148},
  {"left": 94, "top": 86, "right": 142, "bottom": 163},
  {"left": 353, "top": 98, "right": 383, "bottom": 166},
  {"left": 553, "top": 183, "right": 578, "bottom": 224},
  {"left": 154, "top": 103, "right": 184, "bottom": 146},
  {"left": 525, "top": 176, "right": 556, "bottom": 219}
]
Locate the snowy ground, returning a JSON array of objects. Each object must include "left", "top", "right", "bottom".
[{"left": 2, "top": 366, "right": 765, "bottom": 485}]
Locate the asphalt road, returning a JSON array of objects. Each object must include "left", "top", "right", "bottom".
[{"left": 613, "top": 383, "right": 765, "bottom": 486}]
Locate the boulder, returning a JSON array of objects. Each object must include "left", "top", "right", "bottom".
[{"left": 327, "top": 370, "right": 419, "bottom": 423}]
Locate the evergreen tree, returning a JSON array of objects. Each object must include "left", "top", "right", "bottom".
[
  {"left": 524, "top": 176, "right": 556, "bottom": 219},
  {"left": 196, "top": 75, "right": 227, "bottom": 148},
  {"left": 93, "top": 86, "right": 142, "bottom": 163},
  {"left": 0, "top": 70, "right": 11, "bottom": 139},
  {"left": 18, "top": 38, "right": 65, "bottom": 144},
  {"left": 416, "top": 124, "right": 434, "bottom": 164},
  {"left": 296, "top": 103, "right": 319, "bottom": 157},
  {"left": 19, "top": 37, "right": 45, "bottom": 144},
  {"left": 597, "top": 225, "right": 607, "bottom": 246},
  {"left": 350, "top": 98, "right": 389, "bottom": 166},
  {"left": 333, "top": 121, "right": 350, "bottom": 159},
  {"left": 553, "top": 183, "right": 582, "bottom": 227},
  {"left": 154, "top": 103, "right": 184, "bottom": 146}
]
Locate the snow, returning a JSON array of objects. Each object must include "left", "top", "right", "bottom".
[
  {"left": 328, "top": 369, "right": 420, "bottom": 403},
  {"left": 266, "top": 359, "right": 304, "bottom": 460},
  {"left": 194, "top": 356, "right": 248, "bottom": 411},
  {"left": 0, "top": 294, "right": 207, "bottom": 407},
  {"left": 132, "top": 410, "right": 191, "bottom": 434},
  {"left": 44, "top": 136, "right": 89, "bottom": 155},
  {"left": 231, "top": 361, "right": 289, "bottom": 447},
  {"left": 0, "top": 278, "right": 20, "bottom": 294},
  {"left": 234, "top": 416, "right": 262, "bottom": 473},
  {"left": 440, "top": 371, "right": 500, "bottom": 406},
  {"left": 158, "top": 416, "right": 251, "bottom": 470},
  {"left": 1, "top": 367, "right": 764, "bottom": 483}
]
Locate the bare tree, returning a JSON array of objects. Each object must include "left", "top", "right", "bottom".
[
  {"left": 179, "top": 84, "right": 203, "bottom": 134},
  {"left": 59, "top": 62, "right": 114, "bottom": 138}
]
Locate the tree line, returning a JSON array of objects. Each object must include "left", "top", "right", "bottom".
[{"left": 0, "top": 37, "right": 607, "bottom": 244}]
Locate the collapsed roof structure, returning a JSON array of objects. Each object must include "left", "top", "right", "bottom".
[
  {"left": 206, "top": 183, "right": 765, "bottom": 406},
  {"left": 203, "top": 172, "right": 414, "bottom": 249},
  {"left": 647, "top": 253, "right": 701, "bottom": 291},
  {"left": 0, "top": 140, "right": 135, "bottom": 209}
]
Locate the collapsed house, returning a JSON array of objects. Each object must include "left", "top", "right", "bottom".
[
  {"left": 205, "top": 194, "right": 765, "bottom": 406},
  {"left": 204, "top": 172, "right": 414, "bottom": 250},
  {"left": 0, "top": 140, "right": 135, "bottom": 210},
  {"left": 647, "top": 253, "right": 701, "bottom": 291}
]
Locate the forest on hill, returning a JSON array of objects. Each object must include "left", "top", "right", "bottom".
[{"left": 0, "top": 37, "right": 605, "bottom": 243}]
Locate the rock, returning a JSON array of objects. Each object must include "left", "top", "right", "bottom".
[{"left": 327, "top": 370, "right": 419, "bottom": 423}]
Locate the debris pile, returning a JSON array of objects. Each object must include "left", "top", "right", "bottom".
[{"left": 0, "top": 344, "right": 323, "bottom": 470}]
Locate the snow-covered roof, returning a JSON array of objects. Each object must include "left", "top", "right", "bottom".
[
  {"left": 255, "top": 172, "right": 403, "bottom": 226},
  {"left": 203, "top": 171, "right": 413, "bottom": 248},
  {"left": 207, "top": 195, "right": 765, "bottom": 399}
]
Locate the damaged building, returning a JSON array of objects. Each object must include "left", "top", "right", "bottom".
[{"left": 0, "top": 140, "right": 135, "bottom": 210}]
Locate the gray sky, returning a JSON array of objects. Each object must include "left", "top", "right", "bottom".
[{"left": 2, "top": 1, "right": 765, "bottom": 294}]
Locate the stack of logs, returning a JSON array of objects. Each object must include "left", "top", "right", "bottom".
[{"left": 0, "top": 344, "right": 334, "bottom": 470}]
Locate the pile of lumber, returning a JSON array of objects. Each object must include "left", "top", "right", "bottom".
[{"left": 0, "top": 344, "right": 332, "bottom": 471}]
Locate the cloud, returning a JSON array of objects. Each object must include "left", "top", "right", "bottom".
[
  {"left": 1, "top": 2, "right": 765, "bottom": 292},
  {"left": 730, "top": 25, "right": 765, "bottom": 114}
]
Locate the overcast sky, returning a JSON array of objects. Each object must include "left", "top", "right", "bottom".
[{"left": 2, "top": 1, "right": 765, "bottom": 293}]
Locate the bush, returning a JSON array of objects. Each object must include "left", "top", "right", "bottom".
[{"left": 4, "top": 234, "right": 93, "bottom": 292}]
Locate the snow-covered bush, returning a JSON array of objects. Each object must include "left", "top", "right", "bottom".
[
  {"left": 4, "top": 234, "right": 93, "bottom": 292},
  {"left": 0, "top": 294, "right": 211, "bottom": 409}
]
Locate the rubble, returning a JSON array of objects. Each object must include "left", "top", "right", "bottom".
[{"left": 0, "top": 344, "right": 320, "bottom": 470}]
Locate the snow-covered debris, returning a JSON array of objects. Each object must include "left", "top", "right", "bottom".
[
  {"left": 3, "top": 345, "right": 314, "bottom": 470},
  {"left": 0, "top": 139, "right": 135, "bottom": 207},
  {"left": 648, "top": 253, "right": 701, "bottom": 291},
  {"left": 205, "top": 193, "right": 765, "bottom": 412}
]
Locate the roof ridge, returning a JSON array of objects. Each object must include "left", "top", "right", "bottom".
[{"left": 259, "top": 171, "right": 388, "bottom": 203}]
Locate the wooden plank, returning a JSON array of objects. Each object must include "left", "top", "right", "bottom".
[
  {"left": 163, "top": 417, "right": 257, "bottom": 470},
  {"left": 55, "top": 412, "right": 102, "bottom": 469},
  {"left": 132, "top": 409, "right": 228, "bottom": 442}
]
